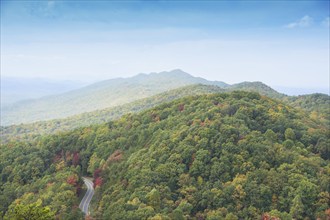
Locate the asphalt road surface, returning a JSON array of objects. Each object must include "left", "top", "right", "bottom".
[{"left": 79, "top": 177, "right": 94, "bottom": 215}]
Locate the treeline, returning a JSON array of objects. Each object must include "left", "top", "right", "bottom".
[{"left": 1, "top": 91, "right": 329, "bottom": 219}]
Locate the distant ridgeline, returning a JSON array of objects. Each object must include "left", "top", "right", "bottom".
[
  {"left": 1, "top": 69, "right": 288, "bottom": 126},
  {"left": 1, "top": 69, "right": 227, "bottom": 125},
  {"left": 1, "top": 75, "right": 329, "bottom": 144},
  {"left": 1, "top": 91, "right": 329, "bottom": 219}
]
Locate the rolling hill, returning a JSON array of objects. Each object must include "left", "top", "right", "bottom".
[
  {"left": 0, "top": 84, "right": 225, "bottom": 143},
  {"left": 227, "top": 81, "right": 285, "bottom": 99},
  {"left": 1, "top": 69, "right": 228, "bottom": 125},
  {"left": 284, "top": 93, "right": 330, "bottom": 123},
  {"left": 2, "top": 78, "right": 328, "bottom": 144},
  {"left": 0, "top": 81, "right": 294, "bottom": 144}
]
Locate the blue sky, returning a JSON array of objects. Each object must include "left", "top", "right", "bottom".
[{"left": 1, "top": 1, "right": 329, "bottom": 93}]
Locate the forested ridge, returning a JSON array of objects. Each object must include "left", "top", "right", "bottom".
[
  {"left": 1, "top": 83, "right": 328, "bottom": 145},
  {"left": 1, "top": 91, "right": 329, "bottom": 219},
  {"left": 284, "top": 93, "right": 330, "bottom": 126}
]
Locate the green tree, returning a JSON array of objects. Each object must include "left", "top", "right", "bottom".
[
  {"left": 290, "top": 195, "right": 304, "bottom": 219},
  {"left": 146, "top": 188, "right": 161, "bottom": 210},
  {"left": 4, "top": 201, "right": 55, "bottom": 220},
  {"left": 265, "top": 129, "right": 277, "bottom": 143},
  {"left": 172, "top": 209, "right": 184, "bottom": 220},
  {"left": 284, "top": 128, "right": 296, "bottom": 141},
  {"left": 225, "top": 213, "right": 238, "bottom": 220}
]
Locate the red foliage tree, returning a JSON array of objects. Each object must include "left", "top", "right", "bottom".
[
  {"left": 261, "top": 213, "right": 280, "bottom": 220},
  {"left": 94, "top": 177, "right": 103, "bottom": 187},
  {"left": 93, "top": 168, "right": 102, "bottom": 179},
  {"left": 108, "top": 150, "right": 123, "bottom": 163},
  {"left": 67, "top": 175, "right": 78, "bottom": 186},
  {"left": 72, "top": 152, "right": 80, "bottom": 166}
]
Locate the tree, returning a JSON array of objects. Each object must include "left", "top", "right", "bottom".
[
  {"left": 225, "top": 213, "right": 238, "bottom": 220},
  {"left": 296, "top": 180, "right": 318, "bottom": 217},
  {"left": 4, "top": 201, "right": 55, "bottom": 220},
  {"left": 172, "top": 209, "right": 184, "bottom": 220},
  {"left": 290, "top": 195, "right": 304, "bottom": 219},
  {"left": 284, "top": 128, "right": 295, "bottom": 141},
  {"left": 265, "top": 129, "right": 277, "bottom": 143},
  {"left": 146, "top": 188, "right": 161, "bottom": 210}
]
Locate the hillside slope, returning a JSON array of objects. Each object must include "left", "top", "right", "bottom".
[
  {"left": 228, "top": 81, "right": 285, "bottom": 99},
  {"left": 1, "top": 91, "right": 329, "bottom": 219},
  {"left": 88, "top": 92, "right": 329, "bottom": 219},
  {"left": 284, "top": 93, "right": 330, "bottom": 124},
  {"left": 2, "top": 84, "right": 328, "bottom": 144},
  {"left": 1, "top": 69, "right": 227, "bottom": 125},
  {"left": 1, "top": 84, "right": 225, "bottom": 143}
]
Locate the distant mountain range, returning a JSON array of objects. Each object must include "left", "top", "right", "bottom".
[
  {"left": 1, "top": 76, "right": 86, "bottom": 106},
  {"left": 0, "top": 69, "right": 230, "bottom": 125},
  {"left": 0, "top": 69, "right": 327, "bottom": 126},
  {"left": 1, "top": 73, "right": 329, "bottom": 144}
]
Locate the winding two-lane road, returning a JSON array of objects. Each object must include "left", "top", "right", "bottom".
[{"left": 79, "top": 177, "right": 94, "bottom": 215}]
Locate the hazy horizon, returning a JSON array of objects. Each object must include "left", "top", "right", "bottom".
[
  {"left": 1, "top": 1, "right": 329, "bottom": 93},
  {"left": 2, "top": 69, "right": 329, "bottom": 97}
]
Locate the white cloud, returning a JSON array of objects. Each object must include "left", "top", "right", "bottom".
[
  {"left": 321, "top": 17, "right": 330, "bottom": 27},
  {"left": 285, "top": 15, "right": 313, "bottom": 28}
]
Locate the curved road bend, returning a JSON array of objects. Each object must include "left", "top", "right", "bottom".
[{"left": 79, "top": 177, "right": 94, "bottom": 215}]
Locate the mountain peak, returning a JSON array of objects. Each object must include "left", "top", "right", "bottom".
[
  {"left": 158, "top": 69, "right": 193, "bottom": 77},
  {"left": 169, "top": 68, "right": 188, "bottom": 74},
  {"left": 229, "top": 81, "right": 285, "bottom": 99},
  {"left": 136, "top": 69, "right": 191, "bottom": 78}
]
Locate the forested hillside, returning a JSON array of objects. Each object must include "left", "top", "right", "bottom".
[
  {"left": 1, "top": 85, "right": 224, "bottom": 143},
  {"left": 284, "top": 93, "right": 330, "bottom": 125},
  {"left": 1, "top": 91, "right": 329, "bottom": 219},
  {"left": 227, "top": 81, "right": 285, "bottom": 99}
]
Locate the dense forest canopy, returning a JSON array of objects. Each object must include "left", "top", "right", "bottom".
[{"left": 1, "top": 91, "right": 329, "bottom": 219}]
